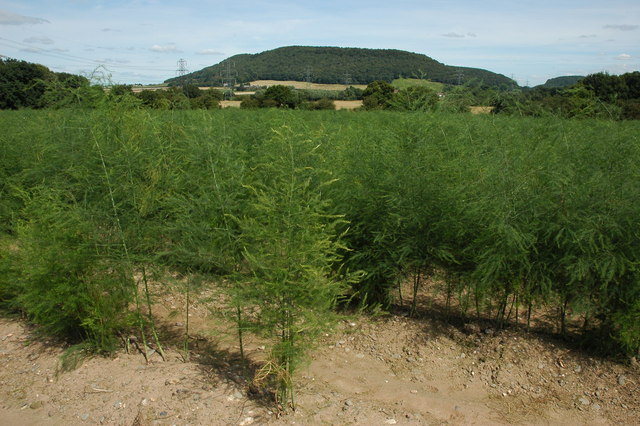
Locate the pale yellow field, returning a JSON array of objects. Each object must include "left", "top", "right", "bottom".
[
  {"left": 334, "top": 100, "right": 363, "bottom": 110},
  {"left": 250, "top": 80, "right": 367, "bottom": 91},
  {"left": 220, "top": 100, "right": 242, "bottom": 108},
  {"left": 469, "top": 106, "right": 495, "bottom": 114},
  {"left": 220, "top": 100, "right": 363, "bottom": 110}
]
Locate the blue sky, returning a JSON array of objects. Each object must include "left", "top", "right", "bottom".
[{"left": 0, "top": 0, "right": 637, "bottom": 86}]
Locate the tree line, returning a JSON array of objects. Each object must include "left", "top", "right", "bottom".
[{"left": 2, "top": 58, "right": 639, "bottom": 120}]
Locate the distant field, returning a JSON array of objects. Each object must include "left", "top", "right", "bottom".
[
  {"left": 334, "top": 100, "right": 362, "bottom": 110},
  {"left": 469, "top": 106, "right": 495, "bottom": 115},
  {"left": 391, "top": 78, "right": 445, "bottom": 92},
  {"left": 220, "top": 100, "right": 362, "bottom": 110},
  {"left": 131, "top": 85, "right": 168, "bottom": 93},
  {"left": 250, "top": 80, "right": 367, "bottom": 91},
  {"left": 220, "top": 100, "right": 242, "bottom": 108},
  {"left": 130, "top": 85, "right": 218, "bottom": 93}
]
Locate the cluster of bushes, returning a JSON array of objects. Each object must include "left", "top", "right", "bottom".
[
  {"left": 130, "top": 84, "right": 223, "bottom": 109},
  {"left": 0, "top": 58, "right": 225, "bottom": 111},
  {"left": 492, "top": 72, "right": 640, "bottom": 120},
  {"left": 239, "top": 81, "right": 442, "bottom": 112},
  {"left": 360, "top": 80, "right": 440, "bottom": 111},
  {"left": 0, "top": 58, "right": 102, "bottom": 109},
  {"left": 239, "top": 84, "right": 339, "bottom": 110}
]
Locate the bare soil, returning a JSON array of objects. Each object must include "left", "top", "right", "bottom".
[{"left": 1, "top": 283, "right": 638, "bottom": 425}]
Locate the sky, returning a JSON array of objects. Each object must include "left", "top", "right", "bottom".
[{"left": 0, "top": 0, "right": 638, "bottom": 87}]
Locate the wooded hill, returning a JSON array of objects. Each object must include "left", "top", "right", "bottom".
[
  {"left": 165, "top": 46, "right": 517, "bottom": 89},
  {"left": 537, "top": 75, "right": 584, "bottom": 89}
]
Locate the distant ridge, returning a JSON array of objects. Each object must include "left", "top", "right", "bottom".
[
  {"left": 537, "top": 75, "right": 584, "bottom": 89},
  {"left": 165, "top": 46, "right": 516, "bottom": 89}
]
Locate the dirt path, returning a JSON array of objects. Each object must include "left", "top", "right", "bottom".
[{"left": 1, "top": 298, "right": 638, "bottom": 425}]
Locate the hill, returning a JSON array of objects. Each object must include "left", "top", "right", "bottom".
[
  {"left": 165, "top": 46, "right": 516, "bottom": 89},
  {"left": 538, "top": 75, "right": 584, "bottom": 89}
]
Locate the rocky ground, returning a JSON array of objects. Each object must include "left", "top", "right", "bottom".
[{"left": 1, "top": 284, "right": 638, "bottom": 425}]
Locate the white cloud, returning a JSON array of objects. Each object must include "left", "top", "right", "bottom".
[
  {"left": 442, "top": 32, "right": 465, "bottom": 38},
  {"left": 23, "top": 36, "right": 54, "bottom": 45},
  {"left": 604, "top": 24, "right": 638, "bottom": 31},
  {"left": 0, "top": 10, "right": 49, "bottom": 25},
  {"left": 615, "top": 53, "right": 632, "bottom": 60},
  {"left": 196, "top": 48, "right": 224, "bottom": 55},
  {"left": 150, "top": 43, "right": 181, "bottom": 53}
]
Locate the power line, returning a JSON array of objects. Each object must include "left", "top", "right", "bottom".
[{"left": 0, "top": 36, "right": 175, "bottom": 72}]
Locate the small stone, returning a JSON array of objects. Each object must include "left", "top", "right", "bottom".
[
  {"left": 344, "top": 399, "right": 354, "bottom": 407},
  {"left": 356, "top": 353, "right": 365, "bottom": 359},
  {"left": 29, "top": 401, "right": 44, "bottom": 409},
  {"left": 233, "top": 390, "right": 244, "bottom": 399},
  {"left": 578, "top": 397, "right": 590, "bottom": 406},
  {"left": 80, "top": 414, "right": 89, "bottom": 421},
  {"left": 384, "top": 419, "right": 397, "bottom": 425},
  {"left": 410, "top": 390, "right": 418, "bottom": 394},
  {"left": 158, "top": 411, "right": 168, "bottom": 417},
  {"left": 484, "top": 328, "right": 495, "bottom": 336},
  {"left": 592, "top": 403, "right": 601, "bottom": 411},
  {"left": 617, "top": 375, "right": 627, "bottom": 386},
  {"left": 574, "top": 365, "right": 582, "bottom": 373},
  {"left": 113, "top": 401, "right": 123, "bottom": 409},
  {"left": 239, "top": 417, "right": 254, "bottom": 426}
]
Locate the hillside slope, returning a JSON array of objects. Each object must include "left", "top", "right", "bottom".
[
  {"left": 537, "top": 75, "right": 584, "bottom": 89},
  {"left": 165, "top": 46, "right": 516, "bottom": 88}
]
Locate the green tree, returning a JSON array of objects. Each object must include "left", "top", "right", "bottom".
[
  {"left": 263, "top": 85, "right": 298, "bottom": 108},
  {"left": 190, "top": 88, "right": 223, "bottom": 109},
  {"left": 362, "top": 80, "right": 394, "bottom": 110},
  {"left": 0, "top": 58, "right": 53, "bottom": 109},
  {"left": 389, "top": 86, "right": 439, "bottom": 111},
  {"left": 182, "top": 84, "right": 203, "bottom": 99}
]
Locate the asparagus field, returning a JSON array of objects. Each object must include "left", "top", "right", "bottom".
[{"left": 1, "top": 107, "right": 639, "bottom": 410}]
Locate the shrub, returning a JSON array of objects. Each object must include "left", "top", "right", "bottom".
[{"left": 14, "top": 189, "right": 133, "bottom": 351}]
